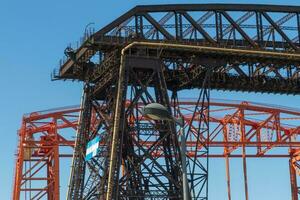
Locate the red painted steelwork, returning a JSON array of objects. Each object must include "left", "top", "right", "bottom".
[{"left": 12, "top": 100, "right": 300, "bottom": 199}]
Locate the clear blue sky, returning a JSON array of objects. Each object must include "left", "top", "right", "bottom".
[{"left": 1, "top": 0, "right": 300, "bottom": 199}]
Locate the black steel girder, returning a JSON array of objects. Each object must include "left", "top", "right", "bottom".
[{"left": 56, "top": 4, "right": 300, "bottom": 95}]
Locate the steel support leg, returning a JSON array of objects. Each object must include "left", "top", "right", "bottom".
[{"left": 290, "top": 157, "right": 298, "bottom": 200}]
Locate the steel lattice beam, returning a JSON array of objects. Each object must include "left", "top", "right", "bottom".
[{"left": 55, "top": 4, "right": 300, "bottom": 95}]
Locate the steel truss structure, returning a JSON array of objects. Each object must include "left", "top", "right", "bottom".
[
  {"left": 57, "top": 4, "right": 300, "bottom": 94},
  {"left": 48, "top": 3, "right": 300, "bottom": 200},
  {"left": 13, "top": 107, "right": 79, "bottom": 200},
  {"left": 13, "top": 100, "right": 300, "bottom": 199}
]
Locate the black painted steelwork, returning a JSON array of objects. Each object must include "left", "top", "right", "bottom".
[
  {"left": 56, "top": 4, "right": 300, "bottom": 200},
  {"left": 58, "top": 4, "right": 300, "bottom": 95}
]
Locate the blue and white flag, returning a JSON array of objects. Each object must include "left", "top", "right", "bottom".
[{"left": 85, "top": 136, "right": 101, "bottom": 161}]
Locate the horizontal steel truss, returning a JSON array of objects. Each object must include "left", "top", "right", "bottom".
[
  {"left": 13, "top": 99, "right": 300, "bottom": 199},
  {"left": 57, "top": 4, "right": 300, "bottom": 94},
  {"left": 93, "top": 48, "right": 300, "bottom": 96}
]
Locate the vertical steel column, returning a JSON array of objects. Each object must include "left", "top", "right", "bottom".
[
  {"left": 105, "top": 47, "right": 127, "bottom": 200},
  {"left": 52, "top": 121, "right": 60, "bottom": 200},
  {"left": 67, "top": 84, "right": 92, "bottom": 200},
  {"left": 180, "top": 125, "right": 190, "bottom": 200},
  {"left": 240, "top": 109, "right": 249, "bottom": 200},
  {"left": 225, "top": 156, "right": 231, "bottom": 200},
  {"left": 186, "top": 68, "right": 210, "bottom": 200},
  {"left": 290, "top": 155, "right": 299, "bottom": 200},
  {"left": 223, "top": 124, "right": 231, "bottom": 200},
  {"left": 13, "top": 121, "right": 26, "bottom": 200},
  {"left": 47, "top": 155, "right": 53, "bottom": 200}
]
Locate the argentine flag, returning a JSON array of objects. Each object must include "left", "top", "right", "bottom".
[{"left": 85, "top": 136, "right": 100, "bottom": 161}]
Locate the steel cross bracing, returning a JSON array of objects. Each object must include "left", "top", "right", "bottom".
[
  {"left": 52, "top": 3, "right": 300, "bottom": 200},
  {"left": 56, "top": 4, "right": 300, "bottom": 94},
  {"left": 83, "top": 54, "right": 210, "bottom": 199},
  {"left": 60, "top": 45, "right": 212, "bottom": 199},
  {"left": 12, "top": 99, "right": 300, "bottom": 199},
  {"left": 13, "top": 106, "right": 79, "bottom": 200},
  {"left": 67, "top": 86, "right": 93, "bottom": 200}
]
